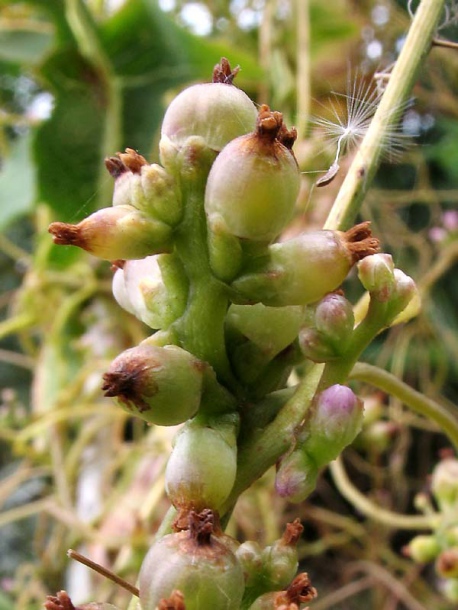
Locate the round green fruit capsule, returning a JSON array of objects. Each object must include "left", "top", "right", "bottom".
[
  {"left": 205, "top": 105, "right": 300, "bottom": 242},
  {"left": 139, "top": 514, "right": 244, "bottom": 610},
  {"left": 165, "top": 417, "right": 237, "bottom": 511},
  {"left": 102, "top": 344, "right": 204, "bottom": 426},
  {"left": 161, "top": 59, "right": 256, "bottom": 155}
]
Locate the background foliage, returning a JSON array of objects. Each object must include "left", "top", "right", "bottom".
[{"left": 0, "top": 1, "right": 458, "bottom": 609}]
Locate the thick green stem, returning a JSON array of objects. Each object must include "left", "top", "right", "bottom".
[
  {"left": 350, "top": 362, "right": 458, "bottom": 451},
  {"left": 324, "top": 0, "right": 446, "bottom": 231},
  {"left": 220, "top": 363, "right": 324, "bottom": 515},
  {"left": 171, "top": 146, "right": 236, "bottom": 389},
  {"left": 330, "top": 458, "right": 439, "bottom": 530}
]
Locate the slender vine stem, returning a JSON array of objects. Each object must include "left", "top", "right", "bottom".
[
  {"left": 330, "top": 458, "right": 439, "bottom": 530},
  {"left": 349, "top": 362, "right": 458, "bottom": 451},
  {"left": 324, "top": 0, "right": 446, "bottom": 231}
]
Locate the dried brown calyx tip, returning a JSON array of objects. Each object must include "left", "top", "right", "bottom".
[
  {"left": 104, "top": 155, "right": 127, "bottom": 178},
  {"left": 157, "top": 590, "right": 186, "bottom": 610},
  {"left": 44, "top": 591, "right": 77, "bottom": 610},
  {"left": 105, "top": 148, "right": 148, "bottom": 178},
  {"left": 188, "top": 508, "right": 217, "bottom": 545},
  {"left": 212, "top": 57, "right": 240, "bottom": 84},
  {"left": 110, "top": 259, "right": 125, "bottom": 271},
  {"left": 277, "top": 122, "right": 298, "bottom": 151},
  {"left": 281, "top": 518, "right": 304, "bottom": 546},
  {"left": 118, "top": 148, "right": 148, "bottom": 173},
  {"left": 101, "top": 366, "right": 151, "bottom": 414},
  {"left": 255, "top": 105, "right": 297, "bottom": 152},
  {"left": 342, "top": 221, "right": 381, "bottom": 263},
  {"left": 274, "top": 573, "right": 318, "bottom": 608},
  {"left": 48, "top": 222, "right": 83, "bottom": 247}
]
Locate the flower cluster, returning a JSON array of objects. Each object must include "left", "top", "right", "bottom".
[{"left": 46, "top": 59, "right": 419, "bottom": 609}]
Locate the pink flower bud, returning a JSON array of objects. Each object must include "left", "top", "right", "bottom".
[
  {"left": 275, "top": 449, "right": 318, "bottom": 503},
  {"left": 299, "top": 293, "right": 354, "bottom": 361},
  {"left": 304, "top": 385, "right": 364, "bottom": 467}
]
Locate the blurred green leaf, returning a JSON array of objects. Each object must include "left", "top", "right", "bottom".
[
  {"left": 33, "top": 48, "right": 107, "bottom": 222},
  {"left": 0, "top": 28, "right": 53, "bottom": 65},
  {"left": 28, "top": 0, "right": 260, "bottom": 225},
  {"left": 0, "top": 133, "right": 36, "bottom": 229}
]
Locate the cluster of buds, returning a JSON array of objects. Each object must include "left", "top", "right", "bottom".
[
  {"left": 275, "top": 385, "right": 364, "bottom": 502},
  {"left": 403, "top": 456, "right": 458, "bottom": 603},
  {"left": 45, "top": 58, "right": 420, "bottom": 609}
]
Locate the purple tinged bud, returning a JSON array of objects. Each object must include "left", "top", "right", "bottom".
[
  {"left": 275, "top": 449, "right": 318, "bottom": 503},
  {"left": 357, "top": 253, "right": 395, "bottom": 300},
  {"left": 298, "top": 327, "right": 338, "bottom": 362},
  {"left": 305, "top": 385, "right": 364, "bottom": 467},
  {"left": 315, "top": 293, "right": 355, "bottom": 340},
  {"left": 299, "top": 293, "right": 354, "bottom": 361}
]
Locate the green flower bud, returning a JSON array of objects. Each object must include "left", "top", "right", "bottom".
[
  {"left": 385, "top": 268, "right": 418, "bottom": 323},
  {"left": 205, "top": 105, "right": 300, "bottom": 242},
  {"left": 405, "top": 535, "right": 441, "bottom": 564},
  {"left": 357, "top": 253, "right": 395, "bottom": 300},
  {"left": 107, "top": 150, "right": 182, "bottom": 227},
  {"left": 112, "top": 254, "right": 187, "bottom": 330},
  {"left": 160, "top": 58, "right": 257, "bottom": 155},
  {"left": 226, "top": 303, "right": 304, "bottom": 360},
  {"left": 232, "top": 222, "right": 380, "bottom": 306},
  {"left": 139, "top": 510, "right": 245, "bottom": 610},
  {"left": 303, "top": 385, "right": 364, "bottom": 467},
  {"left": 165, "top": 415, "right": 238, "bottom": 511},
  {"left": 275, "top": 448, "right": 319, "bottom": 503},
  {"left": 360, "top": 420, "right": 398, "bottom": 454},
  {"left": 101, "top": 344, "right": 204, "bottom": 426},
  {"left": 48, "top": 205, "right": 172, "bottom": 261},
  {"left": 299, "top": 293, "right": 354, "bottom": 361},
  {"left": 262, "top": 520, "right": 303, "bottom": 589},
  {"left": 248, "top": 573, "right": 317, "bottom": 610},
  {"left": 431, "top": 458, "right": 458, "bottom": 511},
  {"left": 236, "top": 541, "right": 264, "bottom": 587}
]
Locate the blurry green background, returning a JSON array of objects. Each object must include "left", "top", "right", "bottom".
[{"left": 0, "top": 1, "right": 458, "bottom": 608}]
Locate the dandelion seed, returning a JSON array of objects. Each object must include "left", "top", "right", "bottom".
[{"left": 312, "top": 70, "right": 412, "bottom": 186}]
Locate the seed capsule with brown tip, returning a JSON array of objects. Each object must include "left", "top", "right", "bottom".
[
  {"left": 49, "top": 205, "right": 172, "bottom": 261},
  {"left": 205, "top": 105, "right": 300, "bottom": 242},
  {"left": 231, "top": 222, "right": 380, "bottom": 306},
  {"left": 102, "top": 344, "right": 204, "bottom": 426}
]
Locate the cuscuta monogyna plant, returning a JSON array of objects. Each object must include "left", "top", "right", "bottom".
[{"left": 46, "top": 57, "right": 419, "bottom": 610}]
